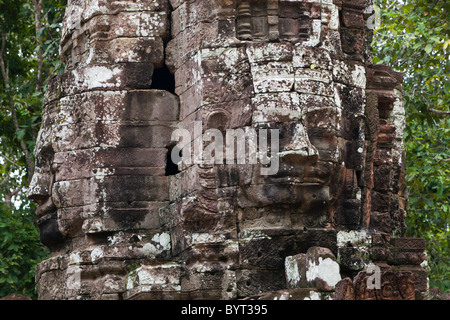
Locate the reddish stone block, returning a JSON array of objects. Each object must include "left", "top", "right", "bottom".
[
  {"left": 333, "top": 278, "right": 355, "bottom": 300},
  {"left": 342, "top": 9, "right": 365, "bottom": 29},
  {"left": 391, "top": 238, "right": 426, "bottom": 251}
]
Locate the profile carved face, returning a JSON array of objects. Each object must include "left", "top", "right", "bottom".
[
  {"left": 26, "top": 1, "right": 175, "bottom": 272},
  {"left": 27, "top": 105, "right": 67, "bottom": 249}
]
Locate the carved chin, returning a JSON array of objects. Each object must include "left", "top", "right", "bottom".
[{"left": 36, "top": 213, "right": 64, "bottom": 249}]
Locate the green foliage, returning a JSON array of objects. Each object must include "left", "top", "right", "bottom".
[
  {"left": 0, "top": 202, "right": 48, "bottom": 298},
  {"left": 0, "top": 0, "right": 65, "bottom": 298},
  {"left": 373, "top": 0, "right": 450, "bottom": 292}
]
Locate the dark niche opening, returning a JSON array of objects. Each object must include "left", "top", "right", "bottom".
[
  {"left": 150, "top": 65, "right": 176, "bottom": 93},
  {"left": 165, "top": 144, "right": 181, "bottom": 176}
]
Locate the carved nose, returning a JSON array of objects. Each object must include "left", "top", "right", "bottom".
[
  {"left": 279, "top": 122, "right": 318, "bottom": 163},
  {"left": 27, "top": 172, "right": 52, "bottom": 202}
]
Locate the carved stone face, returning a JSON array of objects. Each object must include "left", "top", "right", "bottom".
[
  {"left": 27, "top": 116, "right": 54, "bottom": 216},
  {"left": 161, "top": 1, "right": 371, "bottom": 298},
  {"left": 27, "top": 0, "right": 173, "bottom": 258},
  {"left": 235, "top": 44, "right": 347, "bottom": 224},
  {"left": 168, "top": 0, "right": 362, "bottom": 232},
  {"left": 27, "top": 109, "right": 60, "bottom": 248},
  {"left": 27, "top": 0, "right": 368, "bottom": 249}
]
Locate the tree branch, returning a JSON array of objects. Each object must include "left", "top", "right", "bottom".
[
  {"left": 0, "top": 152, "right": 18, "bottom": 166},
  {"left": 0, "top": 31, "right": 9, "bottom": 87},
  {"left": 0, "top": 164, "right": 14, "bottom": 186},
  {"left": 3, "top": 186, "right": 22, "bottom": 209},
  {"left": 32, "top": 0, "right": 44, "bottom": 92},
  {"left": 428, "top": 108, "right": 450, "bottom": 115}
]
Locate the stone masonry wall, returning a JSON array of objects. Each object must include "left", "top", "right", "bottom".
[{"left": 27, "top": 0, "right": 428, "bottom": 300}]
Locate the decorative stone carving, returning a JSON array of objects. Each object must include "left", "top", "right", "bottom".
[{"left": 27, "top": 0, "right": 428, "bottom": 300}]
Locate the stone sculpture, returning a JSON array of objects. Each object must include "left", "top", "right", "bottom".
[{"left": 27, "top": 0, "right": 428, "bottom": 300}]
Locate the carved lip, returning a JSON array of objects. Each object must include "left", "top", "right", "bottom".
[
  {"left": 267, "top": 176, "right": 329, "bottom": 186},
  {"left": 270, "top": 177, "right": 305, "bottom": 185},
  {"left": 35, "top": 197, "right": 57, "bottom": 218}
]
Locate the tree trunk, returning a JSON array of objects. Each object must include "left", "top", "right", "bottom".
[{"left": 33, "top": 0, "right": 44, "bottom": 92}]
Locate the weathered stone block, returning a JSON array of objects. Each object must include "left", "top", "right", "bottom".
[
  {"left": 353, "top": 269, "right": 416, "bottom": 300},
  {"left": 181, "top": 268, "right": 237, "bottom": 300},
  {"left": 119, "top": 124, "right": 175, "bottom": 148},
  {"left": 285, "top": 247, "right": 341, "bottom": 292},
  {"left": 126, "top": 90, "right": 180, "bottom": 122},
  {"left": 125, "top": 263, "right": 183, "bottom": 300},
  {"left": 341, "top": 8, "right": 365, "bottom": 29},
  {"left": 54, "top": 148, "right": 168, "bottom": 182},
  {"left": 252, "top": 92, "right": 302, "bottom": 123},
  {"left": 44, "top": 63, "right": 154, "bottom": 104},
  {"left": 251, "top": 61, "right": 295, "bottom": 93},
  {"left": 236, "top": 269, "right": 286, "bottom": 298},
  {"left": 369, "top": 211, "right": 392, "bottom": 234},
  {"left": 333, "top": 277, "right": 355, "bottom": 300}
]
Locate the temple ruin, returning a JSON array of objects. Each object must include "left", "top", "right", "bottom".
[{"left": 27, "top": 0, "right": 428, "bottom": 300}]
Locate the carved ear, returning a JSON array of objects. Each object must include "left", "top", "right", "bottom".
[{"left": 206, "top": 110, "right": 230, "bottom": 132}]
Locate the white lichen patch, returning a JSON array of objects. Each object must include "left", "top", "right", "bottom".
[
  {"left": 73, "top": 65, "right": 122, "bottom": 91},
  {"left": 306, "top": 257, "right": 341, "bottom": 289},
  {"left": 221, "top": 47, "right": 245, "bottom": 70},
  {"left": 388, "top": 90, "right": 406, "bottom": 165},
  {"left": 327, "top": 3, "right": 340, "bottom": 30},
  {"left": 69, "top": 252, "right": 83, "bottom": 265},
  {"left": 126, "top": 263, "right": 182, "bottom": 291},
  {"left": 337, "top": 230, "right": 371, "bottom": 247},
  {"left": 139, "top": 232, "right": 171, "bottom": 257},
  {"left": 191, "top": 233, "right": 226, "bottom": 245},
  {"left": 285, "top": 256, "right": 301, "bottom": 287},
  {"left": 239, "top": 230, "right": 272, "bottom": 241},
  {"left": 351, "top": 65, "right": 367, "bottom": 88},
  {"left": 93, "top": 168, "right": 114, "bottom": 182},
  {"left": 303, "top": 291, "right": 321, "bottom": 300},
  {"left": 107, "top": 231, "right": 127, "bottom": 246},
  {"left": 90, "top": 247, "right": 104, "bottom": 263},
  {"left": 65, "top": 265, "right": 82, "bottom": 291},
  {"left": 304, "top": 20, "right": 321, "bottom": 47}
]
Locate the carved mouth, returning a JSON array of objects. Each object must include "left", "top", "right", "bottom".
[
  {"left": 267, "top": 174, "right": 329, "bottom": 186},
  {"left": 270, "top": 177, "right": 307, "bottom": 185},
  {"left": 35, "top": 197, "right": 57, "bottom": 218}
]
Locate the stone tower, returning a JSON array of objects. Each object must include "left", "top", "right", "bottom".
[{"left": 28, "top": 0, "right": 428, "bottom": 300}]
